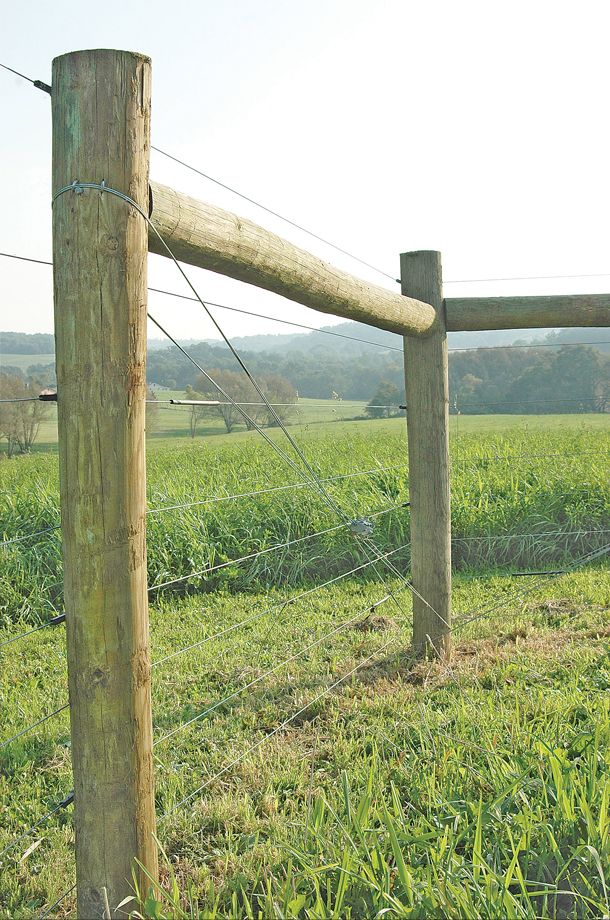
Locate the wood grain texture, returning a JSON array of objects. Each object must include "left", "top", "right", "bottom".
[
  {"left": 148, "top": 182, "right": 437, "bottom": 336},
  {"left": 52, "top": 49, "right": 157, "bottom": 917},
  {"left": 446, "top": 294, "right": 610, "bottom": 331},
  {"left": 402, "top": 252, "right": 451, "bottom": 658}
]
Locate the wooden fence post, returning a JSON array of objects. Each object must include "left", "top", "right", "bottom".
[
  {"left": 401, "top": 251, "right": 452, "bottom": 657},
  {"left": 52, "top": 49, "right": 158, "bottom": 915}
]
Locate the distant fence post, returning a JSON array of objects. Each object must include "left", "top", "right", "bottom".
[
  {"left": 401, "top": 251, "right": 452, "bottom": 657},
  {"left": 52, "top": 49, "right": 158, "bottom": 915}
]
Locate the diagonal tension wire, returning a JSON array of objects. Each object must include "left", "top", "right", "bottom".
[
  {"left": 151, "top": 145, "right": 398, "bottom": 284},
  {"left": 0, "top": 792, "right": 74, "bottom": 863},
  {"left": 159, "top": 633, "right": 400, "bottom": 821},
  {"left": 50, "top": 181, "right": 440, "bottom": 628},
  {"left": 0, "top": 705, "right": 69, "bottom": 752},
  {"left": 148, "top": 503, "right": 406, "bottom": 592},
  {"left": 146, "top": 312, "right": 346, "bottom": 521},
  {"left": 153, "top": 541, "right": 410, "bottom": 668},
  {"left": 155, "top": 584, "right": 406, "bottom": 747},
  {"left": 3, "top": 252, "right": 610, "bottom": 352}
]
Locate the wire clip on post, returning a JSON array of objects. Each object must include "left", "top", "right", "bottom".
[
  {"left": 49, "top": 613, "right": 66, "bottom": 626},
  {"left": 39, "top": 389, "right": 57, "bottom": 402},
  {"left": 350, "top": 518, "right": 374, "bottom": 537},
  {"left": 59, "top": 791, "right": 74, "bottom": 808}
]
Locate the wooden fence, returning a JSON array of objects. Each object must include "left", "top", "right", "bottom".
[{"left": 50, "top": 48, "right": 610, "bottom": 916}]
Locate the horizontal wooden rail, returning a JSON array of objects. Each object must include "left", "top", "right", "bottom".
[
  {"left": 446, "top": 294, "right": 610, "bottom": 331},
  {"left": 148, "top": 183, "right": 437, "bottom": 336}
]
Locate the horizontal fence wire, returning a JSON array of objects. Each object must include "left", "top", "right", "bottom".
[
  {"left": 39, "top": 884, "right": 77, "bottom": 920},
  {"left": 148, "top": 503, "right": 407, "bottom": 593},
  {"left": 0, "top": 704, "right": 69, "bottom": 752},
  {"left": 0, "top": 791, "right": 73, "bottom": 862},
  {"left": 0, "top": 526, "right": 60, "bottom": 548},
  {"left": 451, "top": 528, "right": 610, "bottom": 544},
  {"left": 154, "top": 586, "right": 405, "bottom": 747},
  {"left": 453, "top": 541, "right": 610, "bottom": 632},
  {"left": 2, "top": 253, "right": 610, "bottom": 355},
  {"left": 159, "top": 631, "right": 400, "bottom": 822},
  {"left": 152, "top": 541, "right": 409, "bottom": 668},
  {"left": 0, "top": 622, "right": 49, "bottom": 650},
  {"left": 147, "top": 464, "right": 406, "bottom": 516}
]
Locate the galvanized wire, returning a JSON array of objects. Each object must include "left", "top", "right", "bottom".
[
  {"left": 155, "top": 587, "right": 404, "bottom": 747},
  {"left": 159, "top": 632, "right": 401, "bottom": 821},
  {"left": 0, "top": 705, "right": 69, "bottom": 752},
  {"left": 152, "top": 541, "right": 409, "bottom": 668}
]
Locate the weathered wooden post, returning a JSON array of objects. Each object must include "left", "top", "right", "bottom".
[
  {"left": 401, "top": 251, "right": 452, "bottom": 657},
  {"left": 52, "top": 49, "right": 158, "bottom": 915}
]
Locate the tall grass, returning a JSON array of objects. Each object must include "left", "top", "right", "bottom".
[{"left": 0, "top": 420, "right": 608, "bottom": 625}]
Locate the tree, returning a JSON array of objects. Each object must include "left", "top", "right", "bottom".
[
  {"left": 192, "top": 369, "right": 297, "bottom": 433},
  {"left": 0, "top": 374, "right": 50, "bottom": 455},
  {"left": 365, "top": 382, "right": 402, "bottom": 419},
  {"left": 182, "top": 384, "right": 215, "bottom": 438}
]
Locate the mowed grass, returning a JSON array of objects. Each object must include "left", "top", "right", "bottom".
[
  {"left": 0, "top": 572, "right": 608, "bottom": 917},
  {"left": 0, "top": 413, "right": 608, "bottom": 917}
]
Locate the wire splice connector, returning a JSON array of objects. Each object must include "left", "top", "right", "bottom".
[{"left": 350, "top": 518, "right": 374, "bottom": 537}]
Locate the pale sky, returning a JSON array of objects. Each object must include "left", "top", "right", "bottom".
[{"left": 1, "top": 0, "right": 609, "bottom": 341}]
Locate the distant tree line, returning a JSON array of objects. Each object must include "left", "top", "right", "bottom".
[
  {"left": 146, "top": 341, "right": 608, "bottom": 415},
  {"left": 185, "top": 370, "right": 297, "bottom": 436},
  {"left": 0, "top": 332, "right": 55, "bottom": 354}
]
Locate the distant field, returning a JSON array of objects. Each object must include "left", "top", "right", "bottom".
[
  {"left": 0, "top": 353, "right": 55, "bottom": 372},
  {"left": 4, "top": 391, "right": 610, "bottom": 454}
]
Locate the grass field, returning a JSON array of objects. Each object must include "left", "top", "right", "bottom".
[
  {"left": 10, "top": 397, "right": 610, "bottom": 454},
  {"left": 0, "top": 354, "right": 55, "bottom": 373},
  {"left": 0, "top": 412, "right": 608, "bottom": 917}
]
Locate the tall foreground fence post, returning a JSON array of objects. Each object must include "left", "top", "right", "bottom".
[
  {"left": 52, "top": 49, "right": 158, "bottom": 915},
  {"left": 401, "top": 251, "right": 452, "bottom": 657}
]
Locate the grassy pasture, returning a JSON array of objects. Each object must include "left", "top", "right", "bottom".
[
  {"left": 0, "top": 353, "right": 55, "bottom": 372},
  {"left": 0, "top": 413, "right": 608, "bottom": 917}
]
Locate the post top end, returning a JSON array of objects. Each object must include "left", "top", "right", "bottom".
[{"left": 52, "top": 49, "right": 151, "bottom": 67}]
